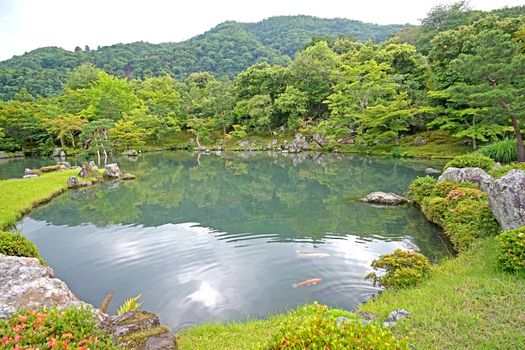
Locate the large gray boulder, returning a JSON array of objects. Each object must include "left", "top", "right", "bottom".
[
  {"left": 104, "top": 163, "right": 122, "bottom": 178},
  {"left": 0, "top": 254, "right": 92, "bottom": 319},
  {"left": 361, "top": 192, "right": 408, "bottom": 205},
  {"left": 486, "top": 170, "right": 525, "bottom": 231},
  {"left": 438, "top": 167, "right": 493, "bottom": 192},
  {"left": 101, "top": 310, "right": 177, "bottom": 350}
]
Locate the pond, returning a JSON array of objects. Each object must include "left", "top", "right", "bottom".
[{"left": 15, "top": 151, "right": 449, "bottom": 330}]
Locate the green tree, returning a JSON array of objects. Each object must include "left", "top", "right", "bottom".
[
  {"left": 110, "top": 119, "right": 146, "bottom": 151},
  {"left": 275, "top": 86, "right": 308, "bottom": 131},
  {"left": 42, "top": 114, "right": 87, "bottom": 148},
  {"left": 187, "top": 118, "right": 216, "bottom": 147},
  {"left": 442, "top": 27, "right": 525, "bottom": 160},
  {"left": 288, "top": 41, "right": 339, "bottom": 118}
]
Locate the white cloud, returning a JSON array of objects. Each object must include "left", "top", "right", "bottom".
[{"left": 0, "top": 0, "right": 523, "bottom": 61}]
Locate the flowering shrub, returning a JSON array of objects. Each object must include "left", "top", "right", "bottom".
[
  {"left": 443, "top": 198, "right": 500, "bottom": 252},
  {"left": 365, "top": 249, "right": 431, "bottom": 289},
  {"left": 497, "top": 227, "right": 525, "bottom": 273},
  {"left": 0, "top": 307, "right": 119, "bottom": 350},
  {"left": 266, "top": 304, "right": 408, "bottom": 349},
  {"left": 444, "top": 188, "right": 484, "bottom": 207}
]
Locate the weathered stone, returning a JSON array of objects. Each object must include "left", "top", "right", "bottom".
[
  {"left": 24, "top": 168, "right": 33, "bottom": 176},
  {"left": 79, "top": 162, "right": 100, "bottom": 179},
  {"left": 104, "top": 163, "right": 122, "bottom": 178},
  {"left": 101, "top": 310, "right": 177, "bottom": 350},
  {"left": 290, "top": 133, "right": 308, "bottom": 153},
  {"left": 57, "top": 161, "right": 71, "bottom": 169},
  {"left": 59, "top": 150, "right": 66, "bottom": 158},
  {"left": 438, "top": 167, "right": 493, "bottom": 192},
  {"left": 23, "top": 174, "right": 39, "bottom": 179},
  {"left": 486, "top": 170, "right": 525, "bottom": 230},
  {"left": 267, "top": 139, "right": 279, "bottom": 150},
  {"left": 124, "top": 150, "right": 140, "bottom": 156},
  {"left": 0, "top": 151, "right": 8, "bottom": 159},
  {"left": 122, "top": 173, "right": 136, "bottom": 181},
  {"left": 425, "top": 167, "right": 441, "bottom": 175},
  {"left": 361, "top": 192, "right": 408, "bottom": 205},
  {"left": 0, "top": 254, "right": 92, "bottom": 319},
  {"left": 51, "top": 147, "right": 62, "bottom": 157},
  {"left": 413, "top": 136, "right": 427, "bottom": 146},
  {"left": 383, "top": 309, "right": 410, "bottom": 327},
  {"left": 67, "top": 176, "right": 91, "bottom": 189}
]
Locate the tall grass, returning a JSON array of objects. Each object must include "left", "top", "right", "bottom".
[{"left": 477, "top": 139, "right": 518, "bottom": 163}]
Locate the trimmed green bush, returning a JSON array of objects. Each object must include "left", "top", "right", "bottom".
[
  {"left": 365, "top": 249, "right": 431, "bottom": 289},
  {"left": 407, "top": 176, "right": 437, "bottom": 204},
  {"left": 497, "top": 227, "right": 525, "bottom": 273},
  {"left": 0, "top": 307, "right": 119, "bottom": 349},
  {"left": 432, "top": 180, "right": 478, "bottom": 198},
  {"left": 266, "top": 304, "right": 408, "bottom": 349},
  {"left": 478, "top": 139, "right": 518, "bottom": 163},
  {"left": 488, "top": 162, "right": 525, "bottom": 177},
  {"left": 444, "top": 153, "right": 495, "bottom": 171},
  {"left": 421, "top": 197, "right": 448, "bottom": 225},
  {"left": 444, "top": 199, "right": 500, "bottom": 252},
  {"left": 0, "top": 231, "right": 44, "bottom": 264}
]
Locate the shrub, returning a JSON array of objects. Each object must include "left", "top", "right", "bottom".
[
  {"left": 444, "top": 153, "right": 495, "bottom": 171},
  {"left": 444, "top": 200, "right": 500, "bottom": 252},
  {"left": 365, "top": 249, "right": 431, "bottom": 289},
  {"left": 421, "top": 197, "right": 448, "bottom": 224},
  {"left": 407, "top": 176, "right": 437, "bottom": 204},
  {"left": 432, "top": 180, "right": 478, "bottom": 198},
  {"left": 0, "top": 307, "right": 119, "bottom": 349},
  {"left": 497, "top": 227, "right": 525, "bottom": 273},
  {"left": 478, "top": 139, "right": 518, "bottom": 163},
  {"left": 266, "top": 304, "right": 408, "bottom": 350},
  {"left": 0, "top": 231, "right": 44, "bottom": 265},
  {"left": 488, "top": 162, "right": 525, "bottom": 178}
]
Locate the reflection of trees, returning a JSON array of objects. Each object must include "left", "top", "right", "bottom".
[{"left": 30, "top": 152, "right": 447, "bottom": 258}]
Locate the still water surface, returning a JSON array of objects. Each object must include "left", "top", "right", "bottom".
[{"left": 16, "top": 152, "right": 449, "bottom": 330}]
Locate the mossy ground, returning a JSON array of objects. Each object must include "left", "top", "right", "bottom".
[{"left": 339, "top": 131, "right": 471, "bottom": 159}]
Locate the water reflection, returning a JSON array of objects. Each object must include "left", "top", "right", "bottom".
[{"left": 17, "top": 152, "right": 449, "bottom": 330}]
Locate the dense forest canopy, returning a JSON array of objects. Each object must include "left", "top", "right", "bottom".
[
  {"left": 0, "top": 3, "right": 524, "bottom": 161},
  {"left": 0, "top": 15, "right": 410, "bottom": 100}
]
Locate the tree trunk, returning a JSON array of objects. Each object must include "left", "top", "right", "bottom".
[
  {"left": 499, "top": 98, "right": 525, "bottom": 162},
  {"left": 195, "top": 135, "right": 201, "bottom": 148},
  {"left": 69, "top": 132, "right": 76, "bottom": 148}
]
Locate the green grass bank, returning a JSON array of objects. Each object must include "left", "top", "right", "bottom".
[{"left": 0, "top": 169, "right": 78, "bottom": 230}]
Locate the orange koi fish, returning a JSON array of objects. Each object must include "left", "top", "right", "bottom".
[{"left": 293, "top": 278, "right": 322, "bottom": 287}]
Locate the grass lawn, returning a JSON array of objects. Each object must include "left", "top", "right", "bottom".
[
  {"left": 359, "top": 238, "right": 525, "bottom": 349},
  {"left": 0, "top": 170, "right": 78, "bottom": 229},
  {"left": 177, "top": 313, "right": 288, "bottom": 350}
]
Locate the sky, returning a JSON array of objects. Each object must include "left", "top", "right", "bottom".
[{"left": 0, "top": 0, "right": 523, "bottom": 61}]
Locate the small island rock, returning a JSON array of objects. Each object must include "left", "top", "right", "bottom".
[{"left": 361, "top": 192, "right": 408, "bottom": 205}]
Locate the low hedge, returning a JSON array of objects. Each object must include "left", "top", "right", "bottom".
[{"left": 0, "top": 231, "right": 44, "bottom": 265}]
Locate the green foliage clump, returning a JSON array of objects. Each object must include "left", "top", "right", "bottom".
[
  {"left": 266, "top": 304, "right": 408, "bottom": 349},
  {"left": 407, "top": 176, "right": 437, "bottom": 203},
  {"left": 0, "top": 307, "right": 119, "bottom": 349},
  {"left": 443, "top": 188, "right": 500, "bottom": 251},
  {"left": 432, "top": 180, "right": 477, "bottom": 197},
  {"left": 117, "top": 294, "right": 143, "bottom": 316},
  {"left": 421, "top": 197, "right": 448, "bottom": 224},
  {"left": 478, "top": 139, "right": 518, "bottom": 163},
  {"left": 497, "top": 227, "right": 525, "bottom": 273},
  {"left": 444, "top": 153, "right": 495, "bottom": 171},
  {"left": 366, "top": 249, "right": 431, "bottom": 289},
  {"left": 0, "top": 231, "right": 44, "bottom": 264},
  {"left": 488, "top": 162, "right": 525, "bottom": 177}
]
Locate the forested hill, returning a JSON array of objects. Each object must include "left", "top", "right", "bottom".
[{"left": 0, "top": 16, "right": 409, "bottom": 100}]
